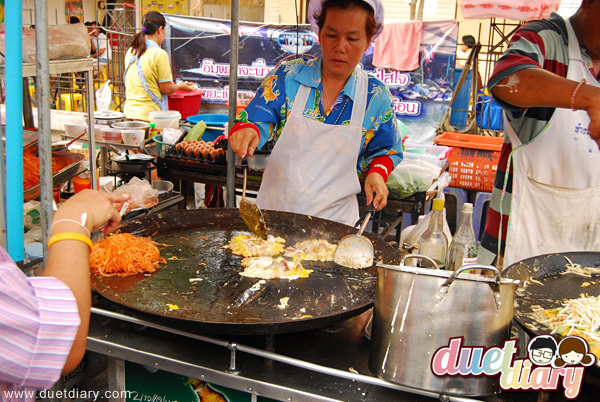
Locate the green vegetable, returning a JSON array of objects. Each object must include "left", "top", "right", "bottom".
[{"left": 185, "top": 121, "right": 207, "bottom": 141}]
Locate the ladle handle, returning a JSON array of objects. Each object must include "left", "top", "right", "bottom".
[
  {"left": 357, "top": 211, "right": 372, "bottom": 236},
  {"left": 242, "top": 167, "right": 247, "bottom": 199}
]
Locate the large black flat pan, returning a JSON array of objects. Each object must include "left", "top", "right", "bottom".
[
  {"left": 503, "top": 252, "right": 600, "bottom": 372},
  {"left": 91, "top": 208, "right": 402, "bottom": 335}
]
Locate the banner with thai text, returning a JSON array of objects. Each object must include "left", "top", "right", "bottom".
[{"left": 164, "top": 15, "right": 458, "bottom": 142}]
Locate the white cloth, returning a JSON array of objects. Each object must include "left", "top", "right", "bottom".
[
  {"left": 502, "top": 18, "right": 600, "bottom": 268},
  {"left": 256, "top": 68, "right": 368, "bottom": 226},
  {"left": 307, "top": 0, "right": 384, "bottom": 38}
]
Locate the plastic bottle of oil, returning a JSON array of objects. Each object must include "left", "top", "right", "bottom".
[{"left": 418, "top": 198, "right": 448, "bottom": 269}]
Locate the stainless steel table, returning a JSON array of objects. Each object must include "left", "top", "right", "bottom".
[{"left": 86, "top": 300, "right": 600, "bottom": 402}]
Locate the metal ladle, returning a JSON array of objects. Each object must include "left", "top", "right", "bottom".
[
  {"left": 239, "top": 167, "right": 267, "bottom": 239},
  {"left": 333, "top": 208, "right": 375, "bottom": 269}
]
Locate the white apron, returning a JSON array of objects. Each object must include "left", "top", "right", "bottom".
[
  {"left": 256, "top": 69, "right": 368, "bottom": 226},
  {"left": 502, "top": 18, "right": 600, "bottom": 268}
]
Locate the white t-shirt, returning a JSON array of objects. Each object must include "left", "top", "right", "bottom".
[{"left": 95, "top": 32, "right": 111, "bottom": 61}]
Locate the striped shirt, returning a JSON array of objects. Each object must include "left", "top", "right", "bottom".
[
  {"left": 0, "top": 247, "right": 79, "bottom": 402},
  {"left": 479, "top": 13, "right": 598, "bottom": 266}
]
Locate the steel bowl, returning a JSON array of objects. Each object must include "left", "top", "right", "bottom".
[
  {"left": 111, "top": 121, "right": 150, "bottom": 131},
  {"left": 152, "top": 180, "right": 174, "bottom": 201}
]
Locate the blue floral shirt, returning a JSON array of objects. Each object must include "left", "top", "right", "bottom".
[{"left": 234, "top": 56, "right": 403, "bottom": 174}]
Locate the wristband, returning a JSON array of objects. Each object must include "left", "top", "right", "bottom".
[
  {"left": 48, "top": 233, "right": 93, "bottom": 251},
  {"left": 230, "top": 121, "right": 260, "bottom": 139},
  {"left": 367, "top": 156, "right": 394, "bottom": 182},
  {"left": 51, "top": 218, "right": 91, "bottom": 238},
  {"left": 570, "top": 79, "right": 586, "bottom": 111}
]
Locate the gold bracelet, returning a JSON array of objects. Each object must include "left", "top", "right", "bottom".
[
  {"left": 571, "top": 79, "right": 586, "bottom": 111},
  {"left": 48, "top": 232, "right": 93, "bottom": 251}
]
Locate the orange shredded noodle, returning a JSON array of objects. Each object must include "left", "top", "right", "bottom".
[
  {"left": 23, "top": 148, "right": 64, "bottom": 189},
  {"left": 90, "top": 233, "right": 167, "bottom": 277}
]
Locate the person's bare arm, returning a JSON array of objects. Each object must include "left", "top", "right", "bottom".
[
  {"left": 492, "top": 68, "right": 600, "bottom": 144},
  {"left": 158, "top": 81, "right": 194, "bottom": 95},
  {"left": 43, "top": 190, "right": 127, "bottom": 374}
]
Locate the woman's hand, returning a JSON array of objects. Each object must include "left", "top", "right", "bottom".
[
  {"left": 229, "top": 127, "right": 260, "bottom": 159},
  {"left": 579, "top": 85, "right": 600, "bottom": 147},
  {"left": 364, "top": 172, "right": 389, "bottom": 211},
  {"left": 52, "top": 189, "right": 129, "bottom": 235},
  {"left": 176, "top": 81, "right": 195, "bottom": 92},
  {"left": 159, "top": 81, "right": 194, "bottom": 95}
]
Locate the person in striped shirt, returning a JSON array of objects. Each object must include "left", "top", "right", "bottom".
[
  {"left": 1, "top": 190, "right": 127, "bottom": 402},
  {"left": 479, "top": 0, "right": 600, "bottom": 269}
]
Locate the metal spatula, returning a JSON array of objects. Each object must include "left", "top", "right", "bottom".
[
  {"left": 239, "top": 167, "right": 267, "bottom": 239},
  {"left": 333, "top": 208, "right": 375, "bottom": 269}
]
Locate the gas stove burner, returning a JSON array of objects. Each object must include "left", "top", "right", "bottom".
[
  {"left": 105, "top": 161, "right": 156, "bottom": 183},
  {"left": 115, "top": 171, "right": 149, "bottom": 182}
]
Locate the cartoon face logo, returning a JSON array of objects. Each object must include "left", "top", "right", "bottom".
[
  {"left": 527, "top": 335, "right": 557, "bottom": 366},
  {"left": 553, "top": 336, "right": 596, "bottom": 368},
  {"left": 561, "top": 350, "right": 584, "bottom": 365}
]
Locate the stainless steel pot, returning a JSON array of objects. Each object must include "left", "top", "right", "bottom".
[{"left": 369, "top": 255, "right": 520, "bottom": 397}]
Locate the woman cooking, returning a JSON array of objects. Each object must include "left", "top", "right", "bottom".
[
  {"left": 124, "top": 11, "right": 194, "bottom": 121},
  {"left": 228, "top": 0, "right": 403, "bottom": 227}
]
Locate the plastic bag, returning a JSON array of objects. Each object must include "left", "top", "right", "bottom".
[
  {"left": 185, "top": 121, "right": 207, "bottom": 141},
  {"left": 386, "top": 158, "right": 441, "bottom": 199},
  {"left": 400, "top": 172, "right": 453, "bottom": 249},
  {"left": 476, "top": 92, "right": 505, "bottom": 131},
  {"left": 95, "top": 80, "right": 112, "bottom": 112},
  {"left": 0, "top": 23, "right": 90, "bottom": 65},
  {"left": 114, "top": 177, "right": 159, "bottom": 212},
  {"left": 161, "top": 128, "right": 184, "bottom": 145}
]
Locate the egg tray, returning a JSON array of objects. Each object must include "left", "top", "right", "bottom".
[
  {"left": 165, "top": 146, "right": 226, "bottom": 164},
  {"left": 163, "top": 138, "right": 227, "bottom": 164}
]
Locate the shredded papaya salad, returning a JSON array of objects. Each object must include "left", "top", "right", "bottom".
[{"left": 90, "top": 233, "right": 166, "bottom": 277}]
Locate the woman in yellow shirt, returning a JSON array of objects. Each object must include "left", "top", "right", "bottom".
[{"left": 124, "top": 11, "right": 193, "bottom": 121}]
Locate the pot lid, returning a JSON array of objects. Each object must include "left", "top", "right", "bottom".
[
  {"left": 111, "top": 153, "right": 154, "bottom": 162},
  {"left": 95, "top": 111, "right": 125, "bottom": 120}
]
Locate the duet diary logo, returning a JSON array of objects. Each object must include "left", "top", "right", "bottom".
[{"left": 430, "top": 336, "right": 596, "bottom": 399}]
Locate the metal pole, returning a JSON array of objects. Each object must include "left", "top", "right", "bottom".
[
  {"left": 226, "top": 0, "right": 240, "bottom": 208},
  {"left": 35, "top": 0, "right": 53, "bottom": 264},
  {"left": 87, "top": 68, "right": 98, "bottom": 190},
  {"left": 5, "top": 0, "right": 24, "bottom": 261},
  {"left": 0, "top": 120, "right": 6, "bottom": 250}
]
